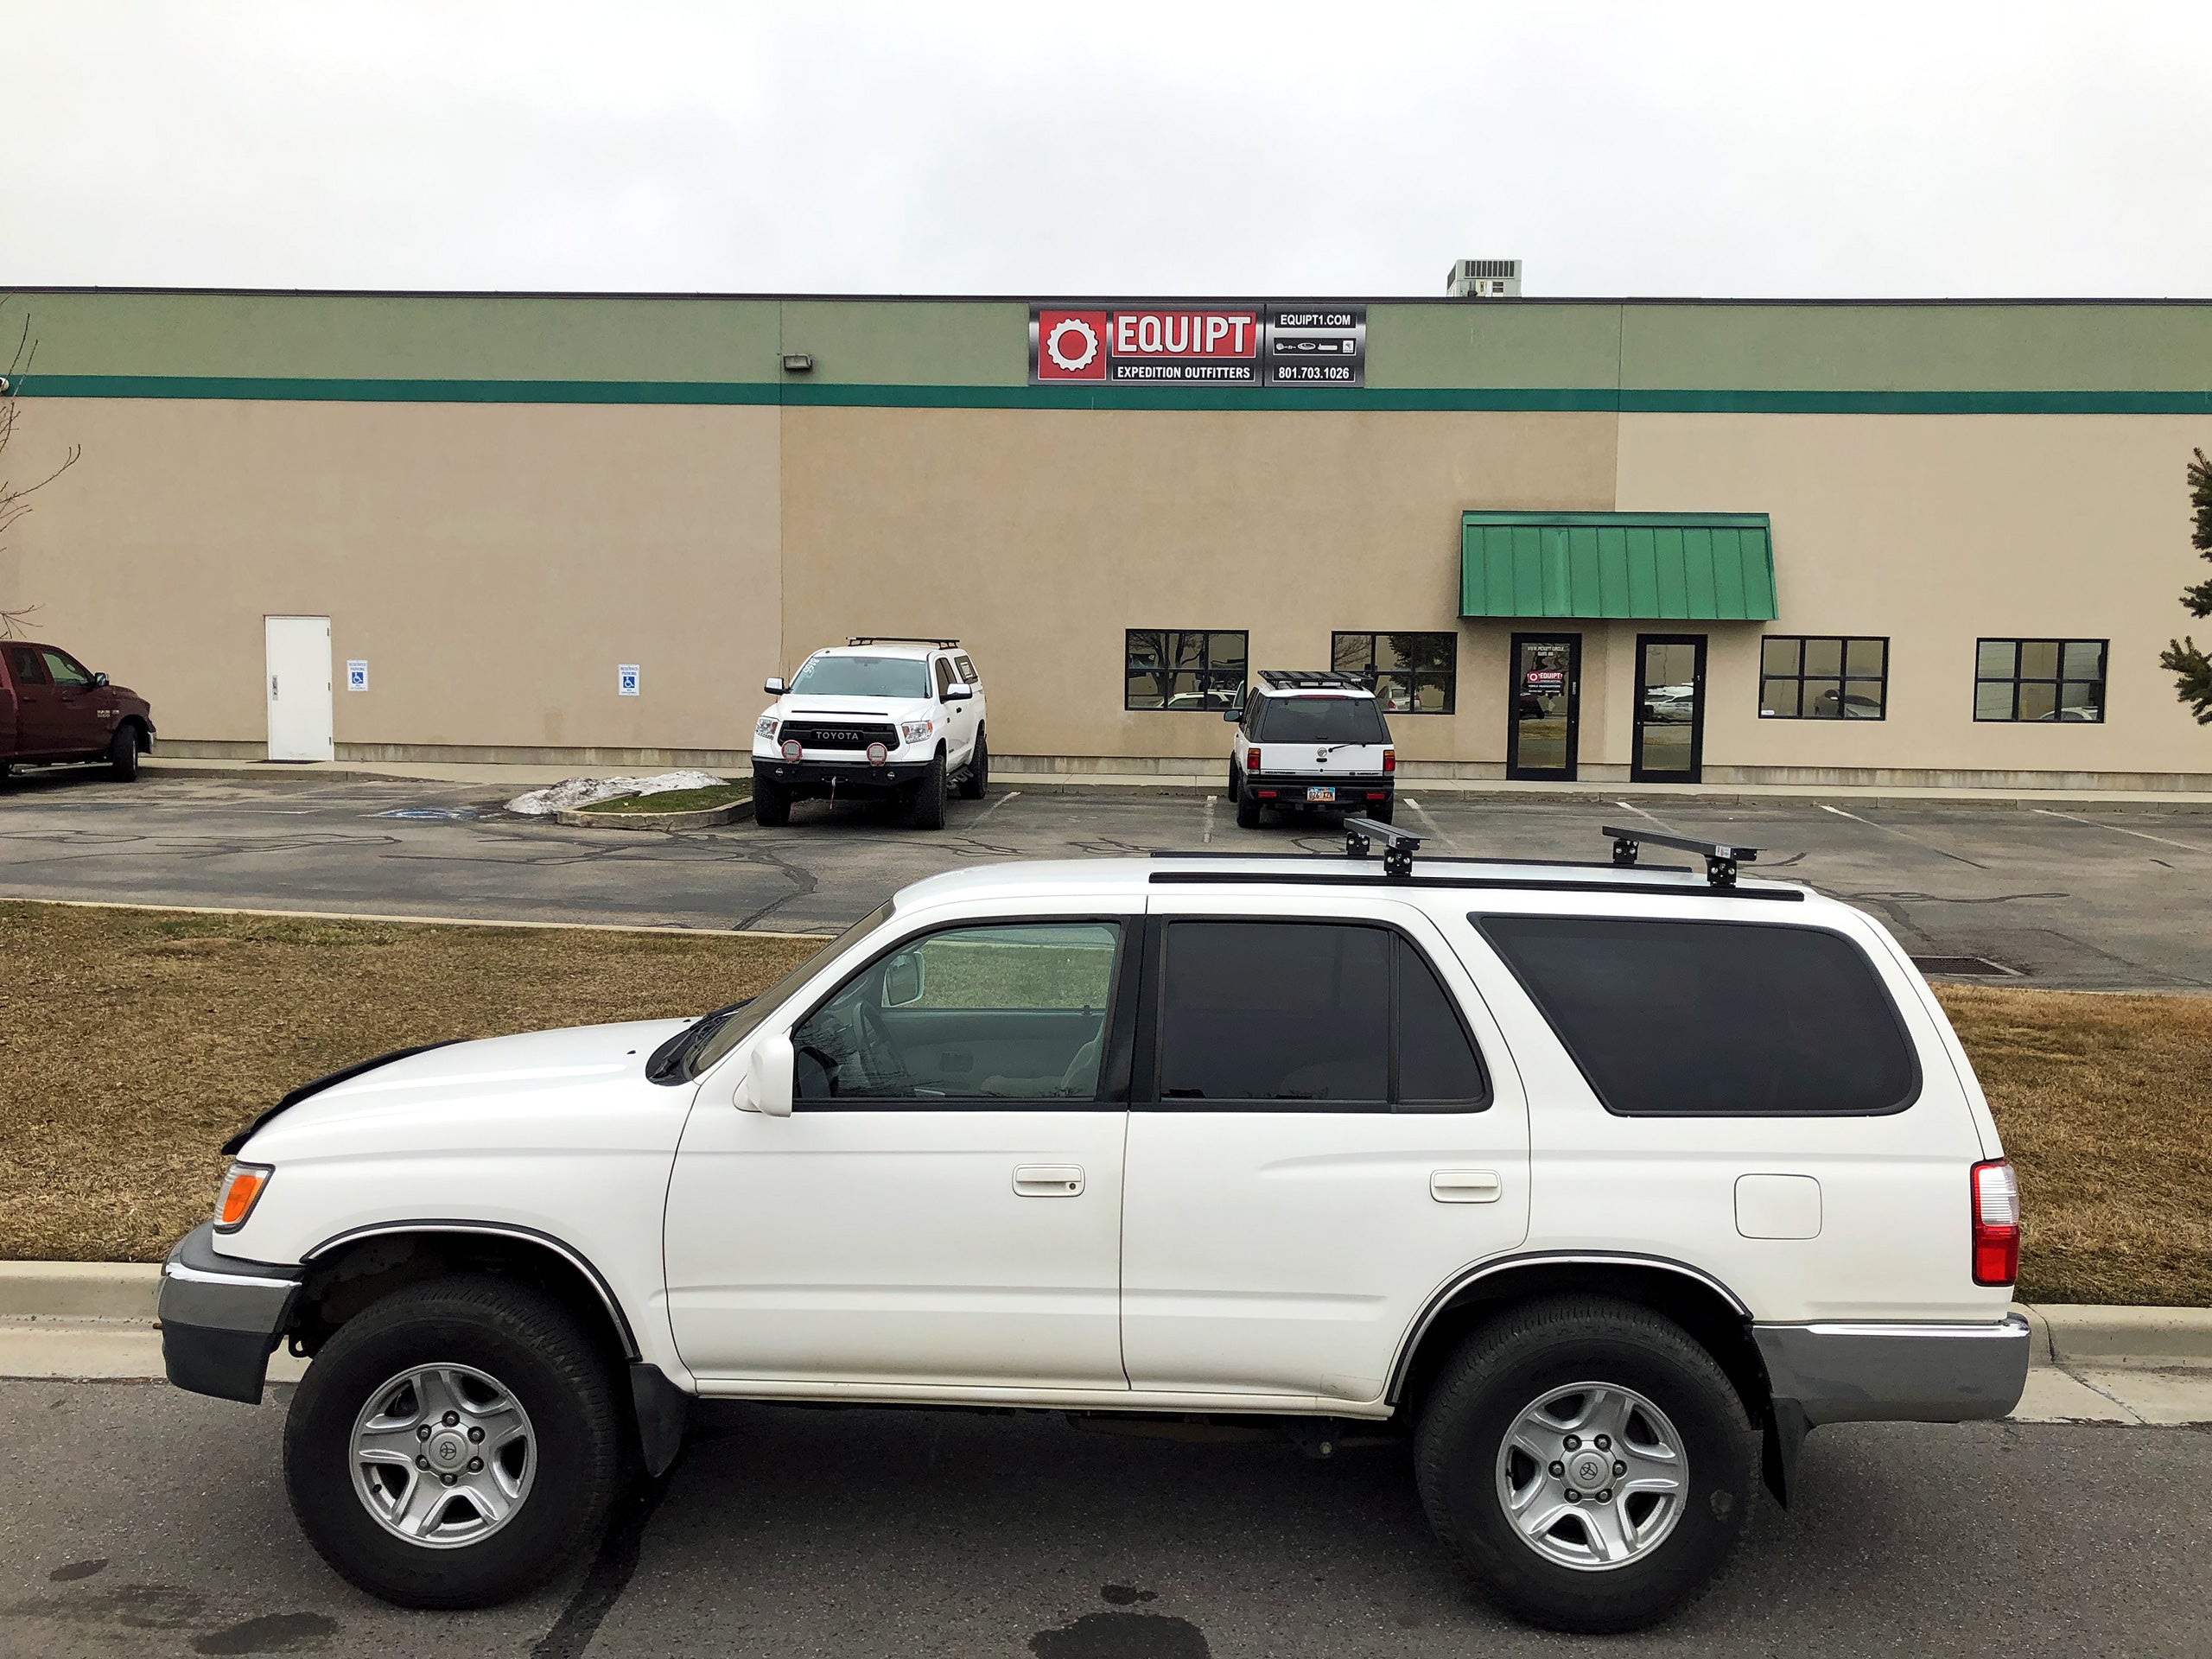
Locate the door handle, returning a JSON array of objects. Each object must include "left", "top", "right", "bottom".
[
  {"left": 1431, "top": 1169, "right": 1503, "bottom": 1204},
  {"left": 1013, "top": 1165, "right": 1084, "bottom": 1198}
]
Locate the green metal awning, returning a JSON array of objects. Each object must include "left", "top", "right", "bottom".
[{"left": 1460, "top": 512, "right": 1777, "bottom": 620}]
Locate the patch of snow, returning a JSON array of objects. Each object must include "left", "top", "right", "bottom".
[{"left": 506, "top": 771, "right": 728, "bottom": 817}]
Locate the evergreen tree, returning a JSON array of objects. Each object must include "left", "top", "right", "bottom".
[{"left": 2159, "top": 448, "right": 2212, "bottom": 723}]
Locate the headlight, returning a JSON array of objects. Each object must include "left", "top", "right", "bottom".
[
  {"left": 755, "top": 716, "right": 779, "bottom": 740},
  {"left": 213, "top": 1161, "right": 273, "bottom": 1231},
  {"left": 899, "top": 719, "right": 934, "bottom": 745}
]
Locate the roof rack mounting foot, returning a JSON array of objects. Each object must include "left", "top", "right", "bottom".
[
  {"left": 1345, "top": 816, "right": 1421, "bottom": 878},
  {"left": 1600, "top": 823, "right": 1760, "bottom": 890}
]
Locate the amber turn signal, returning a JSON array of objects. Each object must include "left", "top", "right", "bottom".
[{"left": 214, "top": 1162, "right": 273, "bottom": 1231}]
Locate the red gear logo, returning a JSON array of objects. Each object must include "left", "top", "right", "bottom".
[{"left": 1034, "top": 309, "right": 1109, "bottom": 380}]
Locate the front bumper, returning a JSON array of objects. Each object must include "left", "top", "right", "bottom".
[
  {"left": 1754, "top": 1315, "right": 2031, "bottom": 1426},
  {"left": 754, "top": 757, "right": 933, "bottom": 793},
  {"left": 157, "top": 1222, "right": 304, "bottom": 1404}
]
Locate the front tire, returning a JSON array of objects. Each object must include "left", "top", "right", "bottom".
[
  {"left": 109, "top": 725, "right": 140, "bottom": 782},
  {"left": 1414, "top": 1296, "right": 1755, "bottom": 1634},
  {"left": 750, "top": 768, "right": 791, "bottom": 827},
  {"left": 283, "top": 1274, "right": 622, "bottom": 1610},
  {"left": 957, "top": 730, "right": 988, "bottom": 799},
  {"left": 905, "top": 753, "right": 947, "bottom": 830}
]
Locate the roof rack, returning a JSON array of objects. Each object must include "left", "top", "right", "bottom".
[
  {"left": 847, "top": 636, "right": 960, "bottom": 648},
  {"left": 1256, "top": 668, "right": 1373, "bottom": 692},
  {"left": 1601, "top": 824, "right": 1760, "bottom": 888},
  {"left": 1344, "top": 816, "right": 1421, "bottom": 877}
]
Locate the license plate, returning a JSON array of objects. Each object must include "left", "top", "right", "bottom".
[{"left": 1306, "top": 785, "right": 1336, "bottom": 803}]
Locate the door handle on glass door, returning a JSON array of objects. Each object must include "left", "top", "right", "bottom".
[
  {"left": 1013, "top": 1166, "right": 1084, "bottom": 1198},
  {"left": 1430, "top": 1169, "right": 1502, "bottom": 1203}
]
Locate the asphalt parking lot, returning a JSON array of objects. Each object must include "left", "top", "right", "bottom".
[
  {"left": 1, "top": 1382, "right": 2207, "bottom": 1659},
  {"left": 3, "top": 769, "right": 2211, "bottom": 988}
]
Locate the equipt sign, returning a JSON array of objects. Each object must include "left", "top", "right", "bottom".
[{"left": 1030, "top": 303, "right": 1366, "bottom": 387}]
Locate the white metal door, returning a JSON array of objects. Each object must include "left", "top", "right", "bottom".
[{"left": 264, "top": 616, "right": 333, "bottom": 761}]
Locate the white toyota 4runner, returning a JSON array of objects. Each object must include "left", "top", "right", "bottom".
[
  {"left": 1228, "top": 669, "right": 1397, "bottom": 830},
  {"left": 162, "top": 822, "right": 2028, "bottom": 1633},
  {"left": 751, "top": 638, "right": 986, "bottom": 830}
]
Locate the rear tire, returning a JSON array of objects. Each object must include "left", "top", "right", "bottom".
[
  {"left": 1414, "top": 1296, "right": 1755, "bottom": 1634},
  {"left": 957, "top": 730, "right": 988, "bottom": 799},
  {"left": 283, "top": 1274, "right": 622, "bottom": 1610},
  {"left": 1368, "top": 795, "right": 1395, "bottom": 824},
  {"left": 906, "top": 753, "right": 947, "bottom": 830},
  {"left": 750, "top": 769, "right": 791, "bottom": 827},
  {"left": 1226, "top": 761, "right": 1241, "bottom": 802},
  {"left": 109, "top": 725, "right": 140, "bottom": 782},
  {"left": 1234, "top": 786, "right": 1262, "bottom": 830}
]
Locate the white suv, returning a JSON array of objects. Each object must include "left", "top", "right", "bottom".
[
  {"left": 161, "top": 823, "right": 2028, "bottom": 1633},
  {"left": 751, "top": 639, "right": 986, "bottom": 830},
  {"left": 1228, "top": 670, "right": 1397, "bottom": 829}
]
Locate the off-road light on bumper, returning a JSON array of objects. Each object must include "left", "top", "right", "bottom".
[
  {"left": 213, "top": 1162, "right": 273, "bottom": 1232},
  {"left": 867, "top": 741, "right": 889, "bottom": 765},
  {"left": 781, "top": 738, "right": 803, "bottom": 761}
]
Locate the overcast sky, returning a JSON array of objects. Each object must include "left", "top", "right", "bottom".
[{"left": 11, "top": 1, "right": 2212, "bottom": 299}]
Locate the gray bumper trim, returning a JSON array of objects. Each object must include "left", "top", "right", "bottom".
[
  {"left": 1754, "top": 1314, "right": 2031, "bottom": 1426},
  {"left": 158, "top": 1223, "right": 304, "bottom": 1403}
]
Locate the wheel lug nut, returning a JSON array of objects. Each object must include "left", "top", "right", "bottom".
[
  {"left": 415, "top": 1455, "right": 429, "bottom": 1470},
  {"left": 1597, "top": 1488, "right": 1612, "bottom": 1503},
  {"left": 467, "top": 1426, "right": 485, "bottom": 1442},
  {"left": 416, "top": 1426, "right": 431, "bottom": 1441},
  {"left": 1614, "top": 1460, "right": 1627, "bottom": 1478},
  {"left": 440, "top": 1471, "right": 457, "bottom": 1486},
  {"left": 467, "top": 1458, "right": 483, "bottom": 1472},
  {"left": 442, "top": 1412, "right": 460, "bottom": 1427},
  {"left": 1548, "top": 1460, "right": 1564, "bottom": 1478},
  {"left": 1594, "top": 1435, "right": 1611, "bottom": 1451},
  {"left": 1565, "top": 1488, "right": 1581, "bottom": 1503},
  {"left": 1563, "top": 1435, "right": 1580, "bottom": 1450}
]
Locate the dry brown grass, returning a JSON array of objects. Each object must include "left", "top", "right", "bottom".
[
  {"left": 0, "top": 902, "right": 818, "bottom": 1262},
  {"left": 1933, "top": 983, "right": 2212, "bottom": 1306},
  {"left": 2, "top": 902, "right": 2205, "bottom": 1304}
]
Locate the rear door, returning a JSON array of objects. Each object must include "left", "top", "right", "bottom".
[
  {"left": 1119, "top": 896, "right": 1529, "bottom": 1404},
  {"left": 5, "top": 645, "right": 61, "bottom": 755},
  {"left": 1254, "top": 695, "right": 1390, "bottom": 805}
]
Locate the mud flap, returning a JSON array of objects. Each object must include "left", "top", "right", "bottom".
[{"left": 1763, "top": 1396, "right": 1811, "bottom": 1507}]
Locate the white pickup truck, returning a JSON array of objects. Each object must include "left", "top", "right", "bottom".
[{"left": 160, "top": 823, "right": 2027, "bottom": 1633}]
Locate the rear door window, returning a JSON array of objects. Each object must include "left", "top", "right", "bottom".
[
  {"left": 7, "top": 645, "right": 49, "bottom": 686},
  {"left": 1475, "top": 915, "right": 1917, "bottom": 1116},
  {"left": 1254, "top": 696, "right": 1389, "bottom": 745}
]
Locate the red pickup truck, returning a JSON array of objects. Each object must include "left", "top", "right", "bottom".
[{"left": 0, "top": 639, "right": 156, "bottom": 782}]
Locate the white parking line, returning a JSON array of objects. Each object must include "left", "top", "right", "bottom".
[
  {"left": 1613, "top": 799, "right": 1670, "bottom": 827},
  {"left": 969, "top": 790, "right": 1019, "bottom": 825},
  {"left": 1201, "top": 795, "right": 1215, "bottom": 843},
  {"left": 2033, "top": 807, "right": 2212, "bottom": 855},
  {"left": 1407, "top": 798, "right": 1461, "bottom": 851}
]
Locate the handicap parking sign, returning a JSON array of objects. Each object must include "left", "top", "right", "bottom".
[
  {"left": 618, "top": 664, "right": 640, "bottom": 696},
  {"left": 346, "top": 659, "right": 368, "bottom": 691}
]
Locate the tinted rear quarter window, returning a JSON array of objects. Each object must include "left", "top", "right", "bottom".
[{"left": 1476, "top": 915, "right": 1917, "bottom": 1116}]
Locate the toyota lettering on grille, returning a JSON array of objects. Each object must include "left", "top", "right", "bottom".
[{"left": 817, "top": 728, "right": 863, "bottom": 745}]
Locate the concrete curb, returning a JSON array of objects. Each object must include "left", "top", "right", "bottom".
[
  {"left": 555, "top": 798, "right": 755, "bottom": 831},
  {"left": 0, "top": 1262, "right": 162, "bottom": 1321}
]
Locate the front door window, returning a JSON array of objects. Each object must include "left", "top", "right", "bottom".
[{"left": 1508, "top": 635, "right": 1580, "bottom": 779}]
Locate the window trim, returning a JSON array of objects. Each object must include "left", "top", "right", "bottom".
[
  {"left": 787, "top": 912, "right": 1138, "bottom": 1112},
  {"left": 1135, "top": 914, "right": 1493, "bottom": 1114},
  {"left": 1330, "top": 630, "right": 1458, "bottom": 715},
  {"left": 1123, "top": 627, "right": 1250, "bottom": 713},
  {"left": 1758, "top": 634, "right": 1890, "bottom": 721},
  {"left": 1972, "top": 636, "right": 2108, "bottom": 724},
  {"left": 1471, "top": 912, "right": 1923, "bottom": 1119}
]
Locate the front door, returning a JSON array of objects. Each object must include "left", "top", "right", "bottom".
[
  {"left": 264, "top": 615, "right": 334, "bottom": 762},
  {"left": 1632, "top": 633, "right": 1707, "bottom": 783},
  {"left": 1506, "top": 633, "right": 1580, "bottom": 780},
  {"left": 1120, "top": 901, "right": 1529, "bottom": 1405},
  {"left": 664, "top": 914, "right": 1135, "bottom": 1389}
]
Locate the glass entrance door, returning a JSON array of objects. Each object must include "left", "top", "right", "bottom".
[
  {"left": 1632, "top": 634, "right": 1707, "bottom": 783},
  {"left": 1507, "top": 634, "right": 1580, "bottom": 780}
]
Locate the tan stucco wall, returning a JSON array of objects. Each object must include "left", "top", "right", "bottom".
[
  {"left": 6, "top": 399, "right": 784, "bottom": 754},
  {"left": 778, "top": 407, "right": 1618, "bottom": 763},
  {"left": 1613, "top": 413, "right": 2212, "bottom": 780}
]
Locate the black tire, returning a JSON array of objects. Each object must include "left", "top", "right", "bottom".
[
  {"left": 1233, "top": 785, "right": 1262, "bottom": 830},
  {"left": 1226, "top": 761, "right": 1241, "bottom": 802},
  {"left": 750, "top": 768, "right": 791, "bottom": 827},
  {"left": 109, "top": 724, "right": 140, "bottom": 782},
  {"left": 1367, "top": 795, "right": 1395, "bottom": 824},
  {"left": 1414, "top": 1296, "right": 1756, "bottom": 1635},
  {"left": 906, "top": 753, "right": 947, "bottom": 830},
  {"left": 957, "top": 730, "right": 988, "bottom": 799},
  {"left": 283, "top": 1274, "right": 623, "bottom": 1610}
]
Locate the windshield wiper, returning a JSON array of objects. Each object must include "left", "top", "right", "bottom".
[{"left": 645, "top": 1000, "right": 752, "bottom": 1084}]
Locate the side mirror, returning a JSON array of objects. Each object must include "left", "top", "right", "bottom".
[
  {"left": 764, "top": 677, "right": 786, "bottom": 696},
  {"left": 944, "top": 682, "right": 973, "bottom": 702},
  {"left": 92, "top": 671, "right": 110, "bottom": 689},
  {"left": 1220, "top": 705, "right": 1240, "bottom": 722},
  {"left": 882, "top": 950, "right": 926, "bottom": 1007},
  {"left": 737, "top": 1033, "right": 794, "bottom": 1117}
]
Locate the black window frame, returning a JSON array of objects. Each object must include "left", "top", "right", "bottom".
[
  {"left": 1471, "top": 912, "right": 1921, "bottom": 1119},
  {"left": 1973, "top": 637, "right": 2108, "bottom": 723},
  {"left": 1331, "top": 631, "right": 1458, "bottom": 715},
  {"left": 1123, "top": 628, "right": 1249, "bottom": 713},
  {"left": 1134, "top": 915, "right": 1492, "bottom": 1114},
  {"left": 786, "top": 914, "right": 1139, "bottom": 1112},
  {"left": 1758, "top": 634, "right": 1889, "bottom": 721}
]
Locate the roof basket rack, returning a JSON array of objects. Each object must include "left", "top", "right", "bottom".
[
  {"left": 1257, "top": 668, "right": 1374, "bottom": 691},
  {"left": 847, "top": 636, "right": 960, "bottom": 648},
  {"left": 1344, "top": 815, "right": 1421, "bottom": 878},
  {"left": 1602, "top": 824, "right": 1760, "bottom": 888}
]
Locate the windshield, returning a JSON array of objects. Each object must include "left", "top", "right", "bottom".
[
  {"left": 1254, "top": 696, "right": 1389, "bottom": 745},
  {"left": 685, "top": 901, "right": 897, "bottom": 1077},
  {"left": 787, "top": 655, "right": 930, "bottom": 699}
]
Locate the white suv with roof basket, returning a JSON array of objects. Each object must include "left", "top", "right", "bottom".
[
  {"left": 160, "top": 819, "right": 2027, "bottom": 1633},
  {"left": 1228, "top": 669, "right": 1397, "bottom": 829},
  {"left": 750, "top": 639, "right": 986, "bottom": 830}
]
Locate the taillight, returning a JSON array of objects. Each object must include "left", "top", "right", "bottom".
[
  {"left": 214, "top": 1162, "right": 274, "bottom": 1232},
  {"left": 1971, "top": 1160, "right": 2019, "bottom": 1287},
  {"left": 1382, "top": 747, "right": 1396, "bottom": 774},
  {"left": 1246, "top": 747, "right": 1261, "bottom": 772}
]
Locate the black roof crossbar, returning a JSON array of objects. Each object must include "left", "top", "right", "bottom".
[
  {"left": 1344, "top": 815, "right": 1421, "bottom": 878},
  {"left": 1602, "top": 824, "right": 1760, "bottom": 888},
  {"left": 1256, "top": 668, "right": 1374, "bottom": 692},
  {"left": 847, "top": 636, "right": 960, "bottom": 648}
]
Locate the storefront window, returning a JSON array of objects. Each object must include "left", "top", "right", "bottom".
[
  {"left": 1331, "top": 632, "right": 1456, "bottom": 713},
  {"left": 1759, "top": 636, "right": 1887, "bottom": 719},
  {"left": 1973, "top": 638, "right": 2106, "bottom": 722},
  {"left": 1125, "top": 629, "right": 1249, "bottom": 711}
]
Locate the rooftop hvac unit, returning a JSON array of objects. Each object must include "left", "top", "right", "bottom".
[{"left": 1446, "top": 258, "right": 1522, "bottom": 298}]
